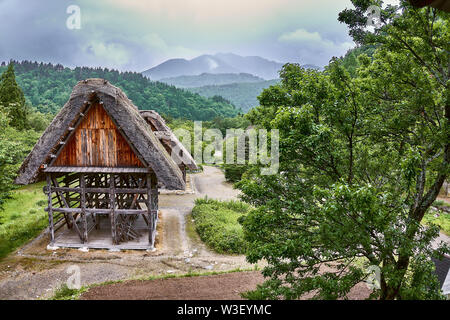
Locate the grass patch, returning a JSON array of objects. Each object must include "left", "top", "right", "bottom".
[
  {"left": 423, "top": 211, "right": 450, "bottom": 236},
  {"left": 50, "top": 284, "right": 88, "bottom": 300},
  {"left": 191, "top": 198, "right": 249, "bottom": 254},
  {"left": 0, "top": 182, "right": 48, "bottom": 260}
]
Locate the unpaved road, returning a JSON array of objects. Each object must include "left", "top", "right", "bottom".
[
  {"left": 0, "top": 166, "right": 252, "bottom": 300},
  {"left": 80, "top": 270, "right": 371, "bottom": 300}
]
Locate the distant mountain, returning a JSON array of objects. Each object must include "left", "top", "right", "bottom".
[
  {"left": 188, "top": 79, "right": 280, "bottom": 113},
  {"left": 143, "top": 53, "right": 285, "bottom": 80},
  {"left": 160, "top": 73, "right": 265, "bottom": 88}
]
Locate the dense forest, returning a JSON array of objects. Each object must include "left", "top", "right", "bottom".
[
  {"left": 0, "top": 61, "right": 239, "bottom": 120},
  {"left": 188, "top": 79, "right": 280, "bottom": 113}
]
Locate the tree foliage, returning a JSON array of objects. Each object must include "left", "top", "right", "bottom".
[
  {"left": 0, "top": 62, "right": 28, "bottom": 129},
  {"left": 238, "top": 1, "right": 449, "bottom": 300},
  {"left": 0, "top": 63, "right": 50, "bottom": 209}
]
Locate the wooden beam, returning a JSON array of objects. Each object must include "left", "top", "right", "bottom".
[
  {"left": 146, "top": 174, "right": 153, "bottom": 246},
  {"left": 45, "top": 207, "right": 148, "bottom": 215},
  {"left": 110, "top": 174, "right": 117, "bottom": 245},
  {"left": 49, "top": 186, "right": 148, "bottom": 194},
  {"left": 80, "top": 174, "right": 88, "bottom": 244},
  {"left": 150, "top": 172, "right": 159, "bottom": 246},
  {"left": 46, "top": 174, "right": 55, "bottom": 245}
]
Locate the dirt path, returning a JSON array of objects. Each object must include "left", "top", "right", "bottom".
[
  {"left": 0, "top": 166, "right": 252, "bottom": 300},
  {"left": 80, "top": 270, "right": 372, "bottom": 300},
  {"left": 81, "top": 271, "right": 263, "bottom": 300}
]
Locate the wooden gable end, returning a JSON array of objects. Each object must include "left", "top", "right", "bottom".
[{"left": 53, "top": 103, "right": 144, "bottom": 168}]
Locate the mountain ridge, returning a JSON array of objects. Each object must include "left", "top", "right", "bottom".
[{"left": 143, "top": 53, "right": 286, "bottom": 80}]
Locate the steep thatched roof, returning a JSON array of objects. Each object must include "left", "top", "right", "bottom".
[
  {"left": 140, "top": 110, "right": 198, "bottom": 170},
  {"left": 15, "top": 79, "right": 185, "bottom": 190}
]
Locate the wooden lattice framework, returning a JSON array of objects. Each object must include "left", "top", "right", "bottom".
[{"left": 44, "top": 170, "right": 158, "bottom": 247}]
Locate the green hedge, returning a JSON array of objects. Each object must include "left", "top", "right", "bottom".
[{"left": 191, "top": 198, "right": 249, "bottom": 254}]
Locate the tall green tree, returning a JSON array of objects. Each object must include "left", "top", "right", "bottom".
[
  {"left": 239, "top": 1, "right": 449, "bottom": 300},
  {"left": 0, "top": 62, "right": 27, "bottom": 129}
]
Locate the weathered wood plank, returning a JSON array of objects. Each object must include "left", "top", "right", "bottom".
[{"left": 53, "top": 103, "right": 145, "bottom": 168}]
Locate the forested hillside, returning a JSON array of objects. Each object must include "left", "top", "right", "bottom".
[
  {"left": 160, "top": 73, "right": 265, "bottom": 88},
  {"left": 188, "top": 79, "right": 280, "bottom": 112},
  {"left": 0, "top": 61, "right": 239, "bottom": 120}
]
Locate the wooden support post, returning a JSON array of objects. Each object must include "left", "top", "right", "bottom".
[
  {"left": 110, "top": 174, "right": 117, "bottom": 245},
  {"left": 80, "top": 174, "right": 88, "bottom": 244},
  {"left": 46, "top": 174, "right": 55, "bottom": 245},
  {"left": 146, "top": 174, "right": 153, "bottom": 246},
  {"left": 149, "top": 172, "right": 158, "bottom": 247}
]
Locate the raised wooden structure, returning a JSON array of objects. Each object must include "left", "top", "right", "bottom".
[{"left": 15, "top": 79, "right": 186, "bottom": 249}]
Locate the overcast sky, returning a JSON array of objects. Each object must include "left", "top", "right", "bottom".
[{"left": 0, "top": 0, "right": 367, "bottom": 71}]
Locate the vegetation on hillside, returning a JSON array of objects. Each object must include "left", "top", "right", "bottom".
[
  {"left": 0, "top": 61, "right": 239, "bottom": 120},
  {"left": 192, "top": 198, "right": 249, "bottom": 254},
  {"left": 0, "top": 63, "right": 50, "bottom": 209},
  {"left": 160, "top": 72, "right": 265, "bottom": 88},
  {"left": 238, "top": 2, "right": 450, "bottom": 300},
  {"left": 188, "top": 80, "right": 280, "bottom": 113}
]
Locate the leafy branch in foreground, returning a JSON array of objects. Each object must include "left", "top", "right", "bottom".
[{"left": 239, "top": 1, "right": 449, "bottom": 300}]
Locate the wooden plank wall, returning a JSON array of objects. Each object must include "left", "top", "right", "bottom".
[{"left": 54, "top": 103, "right": 144, "bottom": 168}]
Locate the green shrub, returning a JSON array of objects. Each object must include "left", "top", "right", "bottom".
[
  {"left": 192, "top": 198, "right": 250, "bottom": 254},
  {"left": 223, "top": 164, "right": 248, "bottom": 183}
]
